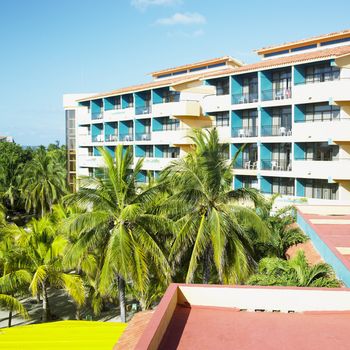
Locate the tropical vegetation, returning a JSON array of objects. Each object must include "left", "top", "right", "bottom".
[{"left": 0, "top": 132, "right": 341, "bottom": 327}]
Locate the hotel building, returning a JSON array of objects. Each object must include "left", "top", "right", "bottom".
[{"left": 64, "top": 30, "right": 350, "bottom": 202}]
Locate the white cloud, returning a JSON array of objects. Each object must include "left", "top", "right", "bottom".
[
  {"left": 156, "top": 12, "right": 206, "bottom": 25},
  {"left": 131, "top": 0, "right": 182, "bottom": 10}
]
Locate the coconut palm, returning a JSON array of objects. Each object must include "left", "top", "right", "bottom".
[
  {"left": 64, "top": 145, "right": 171, "bottom": 322},
  {"left": 6, "top": 215, "right": 85, "bottom": 322},
  {"left": 254, "top": 194, "right": 308, "bottom": 259},
  {"left": 20, "top": 148, "right": 68, "bottom": 217},
  {"left": 165, "top": 128, "right": 269, "bottom": 284},
  {"left": 247, "top": 250, "right": 340, "bottom": 287},
  {"left": 0, "top": 294, "right": 29, "bottom": 322}
]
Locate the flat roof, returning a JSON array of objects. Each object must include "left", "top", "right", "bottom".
[
  {"left": 297, "top": 205, "right": 350, "bottom": 287},
  {"left": 159, "top": 305, "right": 350, "bottom": 350},
  {"left": 256, "top": 29, "right": 350, "bottom": 55},
  {"left": 134, "top": 284, "right": 350, "bottom": 350}
]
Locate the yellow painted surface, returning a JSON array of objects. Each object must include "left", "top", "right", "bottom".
[{"left": 0, "top": 320, "right": 126, "bottom": 350}]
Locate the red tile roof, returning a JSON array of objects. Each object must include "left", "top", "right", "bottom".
[{"left": 256, "top": 29, "right": 350, "bottom": 54}]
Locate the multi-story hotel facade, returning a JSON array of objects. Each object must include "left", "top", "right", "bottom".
[{"left": 64, "top": 30, "right": 350, "bottom": 202}]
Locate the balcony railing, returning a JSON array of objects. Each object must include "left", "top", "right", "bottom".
[
  {"left": 261, "top": 124, "right": 292, "bottom": 136},
  {"left": 232, "top": 92, "right": 258, "bottom": 104},
  {"left": 294, "top": 113, "right": 343, "bottom": 123},
  {"left": 233, "top": 158, "right": 258, "bottom": 169},
  {"left": 135, "top": 132, "right": 151, "bottom": 141},
  {"left": 232, "top": 126, "right": 258, "bottom": 138},
  {"left": 294, "top": 156, "right": 340, "bottom": 161},
  {"left": 91, "top": 111, "right": 103, "bottom": 120},
  {"left": 262, "top": 186, "right": 295, "bottom": 196},
  {"left": 261, "top": 159, "right": 292, "bottom": 171},
  {"left": 119, "top": 133, "right": 134, "bottom": 141},
  {"left": 135, "top": 105, "right": 152, "bottom": 115},
  {"left": 105, "top": 134, "right": 118, "bottom": 142},
  {"left": 92, "top": 134, "right": 104, "bottom": 142},
  {"left": 261, "top": 88, "right": 292, "bottom": 101}
]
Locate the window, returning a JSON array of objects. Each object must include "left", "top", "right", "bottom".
[
  {"left": 215, "top": 78, "right": 229, "bottom": 95},
  {"left": 162, "top": 90, "right": 180, "bottom": 103},
  {"left": 144, "top": 145, "right": 153, "bottom": 158},
  {"left": 304, "top": 179, "right": 338, "bottom": 200},
  {"left": 162, "top": 145, "right": 180, "bottom": 158},
  {"left": 242, "top": 110, "right": 258, "bottom": 131},
  {"left": 303, "top": 143, "right": 339, "bottom": 161},
  {"left": 305, "top": 64, "right": 340, "bottom": 83},
  {"left": 242, "top": 76, "right": 258, "bottom": 97},
  {"left": 214, "top": 112, "right": 229, "bottom": 127},
  {"left": 272, "top": 107, "right": 292, "bottom": 128},
  {"left": 272, "top": 177, "right": 294, "bottom": 195},
  {"left": 305, "top": 103, "right": 340, "bottom": 122},
  {"left": 162, "top": 117, "right": 180, "bottom": 131},
  {"left": 272, "top": 70, "right": 291, "bottom": 91}
]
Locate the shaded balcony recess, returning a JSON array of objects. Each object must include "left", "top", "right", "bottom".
[
  {"left": 261, "top": 177, "right": 295, "bottom": 196},
  {"left": 104, "top": 96, "right": 121, "bottom": 111},
  {"left": 261, "top": 159, "right": 292, "bottom": 171},
  {"left": 121, "top": 94, "right": 134, "bottom": 109},
  {"left": 261, "top": 125, "right": 292, "bottom": 136},
  {"left": 234, "top": 175, "right": 259, "bottom": 190},
  {"left": 297, "top": 179, "right": 339, "bottom": 200},
  {"left": 91, "top": 99, "right": 103, "bottom": 119},
  {"left": 105, "top": 122, "right": 118, "bottom": 142},
  {"left": 294, "top": 103, "right": 341, "bottom": 123},
  {"left": 232, "top": 126, "right": 258, "bottom": 138},
  {"left": 153, "top": 117, "right": 180, "bottom": 132},
  {"left": 119, "top": 133, "right": 134, "bottom": 142},
  {"left": 260, "top": 68, "right": 292, "bottom": 101},
  {"left": 231, "top": 73, "right": 258, "bottom": 104},
  {"left": 294, "top": 60, "right": 340, "bottom": 85},
  {"left": 153, "top": 87, "right": 180, "bottom": 104},
  {"left": 294, "top": 143, "right": 339, "bottom": 161},
  {"left": 232, "top": 143, "right": 257, "bottom": 169},
  {"left": 206, "top": 77, "right": 230, "bottom": 96},
  {"left": 135, "top": 91, "right": 151, "bottom": 115},
  {"left": 135, "top": 132, "right": 151, "bottom": 141}
]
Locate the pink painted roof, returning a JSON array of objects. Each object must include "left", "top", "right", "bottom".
[{"left": 159, "top": 305, "right": 350, "bottom": 350}]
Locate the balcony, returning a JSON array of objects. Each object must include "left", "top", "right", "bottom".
[
  {"left": 261, "top": 125, "right": 292, "bottom": 137},
  {"left": 233, "top": 158, "right": 258, "bottom": 170},
  {"left": 133, "top": 157, "right": 174, "bottom": 171},
  {"left": 232, "top": 126, "right": 258, "bottom": 138},
  {"left": 152, "top": 100, "right": 201, "bottom": 118},
  {"left": 202, "top": 94, "right": 231, "bottom": 113},
  {"left": 92, "top": 134, "right": 104, "bottom": 143},
  {"left": 152, "top": 128, "right": 190, "bottom": 144},
  {"left": 91, "top": 111, "right": 103, "bottom": 120},
  {"left": 135, "top": 132, "right": 151, "bottom": 141},
  {"left": 104, "top": 107, "right": 134, "bottom": 121},
  {"left": 293, "top": 78, "right": 350, "bottom": 104},
  {"left": 261, "top": 159, "right": 292, "bottom": 171},
  {"left": 261, "top": 88, "right": 292, "bottom": 102},
  {"left": 119, "top": 133, "right": 134, "bottom": 142},
  {"left": 232, "top": 92, "right": 258, "bottom": 105},
  {"left": 79, "top": 156, "right": 105, "bottom": 168},
  {"left": 105, "top": 134, "right": 118, "bottom": 142},
  {"left": 293, "top": 158, "right": 350, "bottom": 180},
  {"left": 135, "top": 105, "right": 152, "bottom": 115},
  {"left": 293, "top": 118, "right": 350, "bottom": 142}
]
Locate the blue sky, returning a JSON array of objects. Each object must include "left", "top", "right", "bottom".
[{"left": 1, "top": 0, "right": 350, "bottom": 145}]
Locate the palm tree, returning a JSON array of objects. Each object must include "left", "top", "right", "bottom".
[
  {"left": 247, "top": 250, "right": 340, "bottom": 287},
  {"left": 64, "top": 145, "right": 171, "bottom": 322},
  {"left": 20, "top": 148, "right": 68, "bottom": 217},
  {"left": 7, "top": 215, "right": 85, "bottom": 322},
  {"left": 164, "top": 129, "right": 269, "bottom": 284},
  {"left": 0, "top": 293, "right": 29, "bottom": 322},
  {"left": 255, "top": 194, "right": 308, "bottom": 259}
]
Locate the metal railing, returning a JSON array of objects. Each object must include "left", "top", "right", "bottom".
[
  {"left": 294, "top": 156, "right": 342, "bottom": 161},
  {"left": 294, "top": 113, "right": 343, "bottom": 123},
  {"left": 232, "top": 92, "right": 259, "bottom": 104},
  {"left": 119, "top": 133, "right": 134, "bottom": 142},
  {"left": 92, "top": 134, "right": 104, "bottom": 142},
  {"left": 91, "top": 111, "right": 103, "bottom": 120},
  {"left": 261, "top": 124, "right": 292, "bottom": 136},
  {"left": 135, "top": 105, "right": 152, "bottom": 115},
  {"left": 105, "top": 134, "right": 118, "bottom": 142},
  {"left": 135, "top": 132, "right": 151, "bottom": 141},
  {"left": 233, "top": 158, "right": 258, "bottom": 169},
  {"left": 261, "top": 159, "right": 292, "bottom": 171},
  {"left": 261, "top": 88, "right": 292, "bottom": 101},
  {"left": 232, "top": 126, "right": 258, "bottom": 138}
]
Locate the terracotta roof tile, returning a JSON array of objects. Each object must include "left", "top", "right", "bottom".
[
  {"left": 77, "top": 45, "right": 350, "bottom": 102},
  {"left": 256, "top": 29, "right": 350, "bottom": 54}
]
